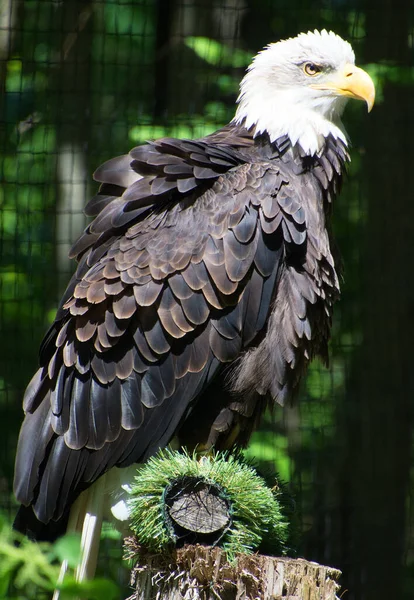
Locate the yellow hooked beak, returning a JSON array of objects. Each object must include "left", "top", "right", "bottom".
[{"left": 311, "top": 63, "right": 375, "bottom": 112}]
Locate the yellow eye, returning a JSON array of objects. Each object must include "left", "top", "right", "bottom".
[{"left": 303, "top": 62, "right": 321, "bottom": 76}]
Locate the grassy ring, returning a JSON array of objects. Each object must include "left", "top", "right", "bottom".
[{"left": 127, "top": 449, "right": 288, "bottom": 560}]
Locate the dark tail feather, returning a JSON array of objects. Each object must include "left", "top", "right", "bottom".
[{"left": 13, "top": 504, "right": 69, "bottom": 542}]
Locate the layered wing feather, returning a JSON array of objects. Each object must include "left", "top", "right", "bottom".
[{"left": 14, "top": 127, "right": 346, "bottom": 531}]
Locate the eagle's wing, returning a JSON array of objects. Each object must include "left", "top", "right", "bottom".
[{"left": 13, "top": 132, "right": 312, "bottom": 531}]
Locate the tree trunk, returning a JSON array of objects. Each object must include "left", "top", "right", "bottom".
[
  {"left": 53, "top": 0, "right": 93, "bottom": 288},
  {"left": 126, "top": 541, "right": 341, "bottom": 600}
]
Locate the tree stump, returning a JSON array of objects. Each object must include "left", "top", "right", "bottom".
[
  {"left": 125, "top": 540, "right": 342, "bottom": 600},
  {"left": 125, "top": 452, "right": 340, "bottom": 598}
]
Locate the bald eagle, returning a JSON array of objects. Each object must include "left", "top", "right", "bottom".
[{"left": 14, "top": 30, "right": 374, "bottom": 571}]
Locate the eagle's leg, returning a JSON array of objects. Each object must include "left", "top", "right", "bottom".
[
  {"left": 76, "top": 475, "right": 106, "bottom": 581},
  {"left": 52, "top": 476, "right": 106, "bottom": 599}
]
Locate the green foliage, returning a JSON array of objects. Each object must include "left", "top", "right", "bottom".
[
  {"left": 364, "top": 62, "right": 414, "bottom": 104},
  {"left": 0, "top": 514, "right": 119, "bottom": 600},
  {"left": 185, "top": 37, "right": 251, "bottom": 68},
  {"left": 128, "top": 449, "right": 288, "bottom": 561},
  {"left": 57, "top": 577, "right": 119, "bottom": 600},
  {"left": 0, "top": 515, "right": 59, "bottom": 597},
  {"left": 246, "top": 431, "right": 291, "bottom": 482},
  {"left": 129, "top": 117, "right": 219, "bottom": 144},
  {"left": 52, "top": 534, "right": 82, "bottom": 569}
]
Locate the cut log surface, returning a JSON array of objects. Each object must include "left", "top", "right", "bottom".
[
  {"left": 165, "top": 477, "right": 230, "bottom": 537},
  {"left": 168, "top": 486, "right": 230, "bottom": 533},
  {"left": 125, "top": 540, "right": 342, "bottom": 600}
]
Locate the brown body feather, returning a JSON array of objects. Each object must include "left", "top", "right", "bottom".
[{"left": 13, "top": 123, "right": 348, "bottom": 539}]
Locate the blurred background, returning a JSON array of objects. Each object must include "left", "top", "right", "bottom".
[{"left": 0, "top": 0, "right": 413, "bottom": 598}]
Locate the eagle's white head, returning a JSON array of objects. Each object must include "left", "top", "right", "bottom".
[{"left": 234, "top": 30, "right": 375, "bottom": 155}]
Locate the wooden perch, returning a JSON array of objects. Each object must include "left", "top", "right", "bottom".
[
  {"left": 125, "top": 540, "right": 342, "bottom": 600},
  {"left": 125, "top": 452, "right": 340, "bottom": 598}
]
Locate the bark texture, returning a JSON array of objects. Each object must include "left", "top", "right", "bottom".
[{"left": 126, "top": 541, "right": 341, "bottom": 600}]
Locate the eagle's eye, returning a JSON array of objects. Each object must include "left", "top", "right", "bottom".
[{"left": 303, "top": 62, "right": 321, "bottom": 76}]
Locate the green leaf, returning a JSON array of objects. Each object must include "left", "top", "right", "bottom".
[
  {"left": 129, "top": 120, "right": 218, "bottom": 144},
  {"left": 245, "top": 432, "right": 291, "bottom": 482},
  {"left": 362, "top": 63, "right": 414, "bottom": 106},
  {"left": 0, "top": 570, "right": 11, "bottom": 597},
  {"left": 59, "top": 577, "right": 119, "bottom": 600},
  {"left": 100, "top": 522, "right": 122, "bottom": 541},
  {"left": 51, "top": 534, "right": 82, "bottom": 569},
  {"left": 185, "top": 37, "right": 251, "bottom": 68}
]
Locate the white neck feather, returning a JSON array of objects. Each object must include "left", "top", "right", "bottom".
[{"left": 233, "top": 85, "right": 348, "bottom": 156}]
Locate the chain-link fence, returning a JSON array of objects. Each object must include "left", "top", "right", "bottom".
[{"left": 1, "top": 1, "right": 413, "bottom": 598}]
